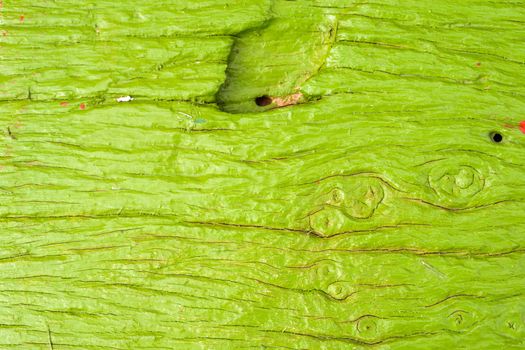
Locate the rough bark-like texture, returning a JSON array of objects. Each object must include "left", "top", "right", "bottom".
[{"left": 1, "top": 1, "right": 525, "bottom": 349}]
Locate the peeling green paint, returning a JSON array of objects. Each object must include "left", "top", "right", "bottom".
[{"left": 216, "top": 2, "right": 337, "bottom": 113}]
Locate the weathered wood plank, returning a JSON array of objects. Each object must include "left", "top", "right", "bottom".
[{"left": 1, "top": 0, "right": 524, "bottom": 349}]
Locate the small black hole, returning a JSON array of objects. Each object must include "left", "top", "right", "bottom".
[
  {"left": 490, "top": 132, "right": 503, "bottom": 143},
  {"left": 255, "top": 95, "right": 272, "bottom": 107}
]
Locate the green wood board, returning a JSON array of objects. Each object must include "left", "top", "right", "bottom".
[{"left": 1, "top": 1, "right": 525, "bottom": 349}]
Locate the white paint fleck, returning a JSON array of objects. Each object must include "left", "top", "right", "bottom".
[{"left": 116, "top": 96, "right": 133, "bottom": 102}]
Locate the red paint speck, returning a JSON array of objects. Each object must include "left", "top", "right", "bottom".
[
  {"left": 503, "top": 123, "right": 515, "bottom": 129},
  {"left": 60, "top": 102, "right": 69, "bottom": 107},
  {"left": 475, "top": 62, "right": 481, "bottom": 67},
  {"left": 19, "top": 15, "right": 25, "bottom": 22},
  {"left": 79, "top": 103, "right": 86, "bottom": 110},
  {"left": 520, "top": 121, "right": 525, "bottom": 134}
]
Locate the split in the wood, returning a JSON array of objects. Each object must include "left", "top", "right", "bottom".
[{"left": 254, "top": 92, "right": 305, "bottom": 108}]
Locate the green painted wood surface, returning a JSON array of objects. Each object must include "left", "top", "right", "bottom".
[{"left": 1, "top": 1, "right": 525, "bottom": 349}]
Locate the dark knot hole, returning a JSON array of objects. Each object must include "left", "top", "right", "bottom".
[
  {"left": 255, "top": 95, "right": 272, "bottom": 107},
  {"left": 490, "top": 132, "right": 503, "bottom": 143}
]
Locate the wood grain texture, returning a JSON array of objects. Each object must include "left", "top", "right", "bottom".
[{"left": 1, "top": 0, "right": 525, "bottom": 349}]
